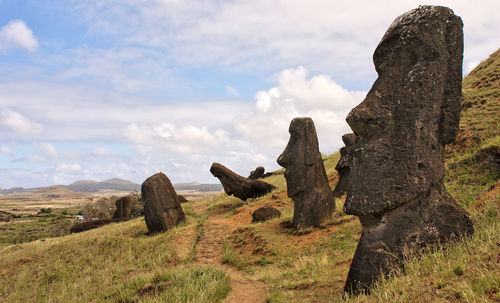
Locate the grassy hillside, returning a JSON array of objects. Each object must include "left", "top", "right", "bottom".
[{"left": 0, "top": 50, "right": 498, "bottom": 302}]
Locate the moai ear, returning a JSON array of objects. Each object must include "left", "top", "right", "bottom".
[
  {"left": 439, "top": 14, "right": 463, "bottom": 145},
  {"left": 305, "top": 119, "right": 318, "bottom": 166}
]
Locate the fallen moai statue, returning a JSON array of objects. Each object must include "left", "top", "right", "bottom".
[
  {"left": 142, "top": 172, "right": 186, "bottom": 234},
  {"left": 248, "top": 166, "right": 265, "bottom": 180},
  {"left": 278, "top": 117, "right": 335, "bottom": 230},
  {"left": 70, "top": 218, "right": 128, "bottom": 233},
  {"left": 333, "top": 5, "right": 474, "bottom": 294},
  {"left": 210, "top": 162, "right": 275, "bottom": 201}
]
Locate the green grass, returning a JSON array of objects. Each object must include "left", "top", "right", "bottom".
[
  {"left": 0, "top": 214, "right": 230, "bottom": 302},
  {"left": 0, "top": 210, "right": 76, "bottom": 246}
]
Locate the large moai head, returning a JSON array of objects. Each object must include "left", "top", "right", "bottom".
[
  {"left": 278, "top": 117, "right": 324, "bottom": 197},
  {"left": 335, "top": 6, "right": 464, "bottom": 215},
  {"left": 334, "top": 6, "right": 474, "bottom": 294}
]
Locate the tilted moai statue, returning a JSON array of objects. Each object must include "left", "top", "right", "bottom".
[
  {"left": 278, "top": 117, "right": 335, "bottom": 231},
  {"left": 141, "top": 172, "right": 186, "bottom": 234},
  {"left": 210, "top": 163, "right": 275, "bottom": 201},
  {"left": 334, "top": 6, "right": 474, "bottom": 294}
]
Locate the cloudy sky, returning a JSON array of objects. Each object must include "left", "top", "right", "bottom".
[{"left": 0, "top": 0, "right": 499, "bottom": 188}]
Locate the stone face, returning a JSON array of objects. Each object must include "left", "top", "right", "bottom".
[
  {"left": 277, "top": 117, "right": 335, "bottom": 230},
  {"left": 248, "top": 166, "right": 265, "bottom": 180},
  {"left": 141, "top": 172, "right": 186, "bottom": 234},
  {"left": 252, "top": 207, "right": 282, "bottom": 222},
  {"left": 113, "top": 196, "right": 132, "bottom": 219},
  {"left": 210, "top": 163, "right": 275, "bottom": 201},
  {"left": 333, "top": 6, "right": 474, "bottom": 294}
]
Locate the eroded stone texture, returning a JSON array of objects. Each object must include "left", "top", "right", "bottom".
[
  {"left": 113, "top": 196, "right": 132, "bottom": 219},
  {"left": 252, "top": 207, "right": 282, "bottom": 222},
  {"left": 248, "top": 166, "right": 265, "bottom": 180},
  {"left": 141, "top": 172, "right": 185, "bottom": 234},
  {"left": 210, "top": 163, "right": 275, "bottom": 201},
  {"left": 278, "top": 117, "right": 335, "bottom": 230},
  {"left": 333, "top": 6, "right": 474, "bottom": 294}
]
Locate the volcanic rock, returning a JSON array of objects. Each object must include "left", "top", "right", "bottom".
[
  {"left": 248, "top": 166, "right": 265, "bottom": 180},
  {"left": 70, "top": 218, "right": 127, "bottom": 233},
  {"left": 277, "top": 117, "right": 335, "bottom": 230},
  {"left": 210, "top": 163, "right": 275, "bottom": 201},
  {"left": 141, "top": 172, "right": 186, "bottom": 234},
  {"left": 333, "top": 6, "right": 474, "bottom": 294},
  {"left": 113, "top": 196, "right": 132, "bottom": 219},
  {"left": 252, "top": 207, "right": 282, "bottom": 222}
]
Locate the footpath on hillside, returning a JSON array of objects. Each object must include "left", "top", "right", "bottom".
[{"left": 193, "top": 203, "right": 268, "bottom": 303}]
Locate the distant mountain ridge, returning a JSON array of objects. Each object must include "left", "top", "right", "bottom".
[{"left": 1, "top": 178, "right": 222, "bottom": 194}]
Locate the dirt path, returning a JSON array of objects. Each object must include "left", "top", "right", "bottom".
[{"left": 194, "top": 215, "right": 268, "bottom": 303}]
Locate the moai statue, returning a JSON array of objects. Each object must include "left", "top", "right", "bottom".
[
  {"left": 210, "top": 163, "right": 275, "bottom": 201},
  {"left": 334, "top": 6, "right": 474, "bottom": 294},
  {"left": 141, "top": 172, "right": 185, "bottom": 234},
  {"left": 278, "top": 117, "right": 335, "bottom": 231},
  {"left": 248, "top": 166, "right": 265, "bottom": 180},
  {"left": 113, "top": 196, "right": 132, "bottom": 219}
]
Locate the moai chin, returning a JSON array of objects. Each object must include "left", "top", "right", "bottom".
[
  {"left": 278, "top": 117, "right": 335, "bottom": 231},
  {"left": 333, "top": 6, "right": 474, "bottom": 294}
]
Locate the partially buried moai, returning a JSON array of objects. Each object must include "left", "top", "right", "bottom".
[
  {"left": 141, "top": 172, "right": 186, "bottom": 234},
  {"left": 278, "top": 117, "right": 335, "bottom": 231},
  {"left": 333, "top": 6, "right": 474, "bottom": 294}
]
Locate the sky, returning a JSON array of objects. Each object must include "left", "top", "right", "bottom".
[{"left": 0, "top": 0, "right": 499, "bottom": 189}]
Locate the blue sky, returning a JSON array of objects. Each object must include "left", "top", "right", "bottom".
[{"left": 1, "top": 0, "right": 499, "bottom": 188}]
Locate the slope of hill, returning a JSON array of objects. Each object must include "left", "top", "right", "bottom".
[
  {"left": 0, "top": 50, "right": 498, "bottom": 302},
  {"left": 445, "top": 48, "right": 500, "bottom": 205}
]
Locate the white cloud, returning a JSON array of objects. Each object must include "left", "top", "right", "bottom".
[
  {"left": 236, "top": 67, "right": 366, "bottom": 153},
  {"left": 62, "top": 0, "right": 500, "bottom": 84},
  {"left": 55, "top": 162, "right": 82, "bottom": 172},
  {"left": 39, "top": 143, "right": 58, "bottom": 157},
  {"left": 0, "top": 145, "right": 10, "bottom": 154},
  {"left": 0, "top": 109, "right": 43, "bottom": 135},
  {"left": 225, "top": 85, "right": 239, "bottom": 97},
  {"left": 0, "top": 20, "right": 39, "bottom": 52},
  {"left": 125, "top": 123, "right": 231, "bottom": 153}
]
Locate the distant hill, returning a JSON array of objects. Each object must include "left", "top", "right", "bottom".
[
  {"left": 174, "top": 182, "right": 222, "bottom": 192},
  {"left": 33, "top": 186, "right": 88, "bottom": 199},
  {"left": 65, "top": 179, "right": 141, "bottom": 193}
]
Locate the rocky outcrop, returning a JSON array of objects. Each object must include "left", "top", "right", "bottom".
[
  {"left": 333, "top": 6, "right": 474, "bottom": 294},
  {"left": 210, "top": 163, "right": 275, "bottom": 201},
  {"left": 252, "top": 207, "right": 282, "bottom": 222},
  {"left": 112, "top": 196, "right": 132, "bottom": 219},
  {"left": 141, "top": 172, "right": 186, "bottom": 234},
  {"left": 277, "top": 117, "right": 335, "bottom": 230},
  {"left": 248, "top": 166, "right": 265, "bottom": 180}
]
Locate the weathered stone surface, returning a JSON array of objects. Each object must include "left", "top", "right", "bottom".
[
  {"left": 252, "top": 207, "right": 282, "bottom": 222},
  {"left": 278, "top": 117, "right": 335, "bottom": 230},
  {"left": 210, "top": 163, "right": 275, "bottom": 201},
  {"left": 141, "top": 172, "right": 185, "bottom": 234},
  {"left": 333, "top": 6, "right": 474, "bottom": 294},
  {"left": 70, "top": 218, "right": 127, "bottom": 233},
  {"left": 113, "top": 196, "right": 132, "bottom": 219},
  {"left": 248, "top": 166, "right": 265, "bottom": 180}
]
